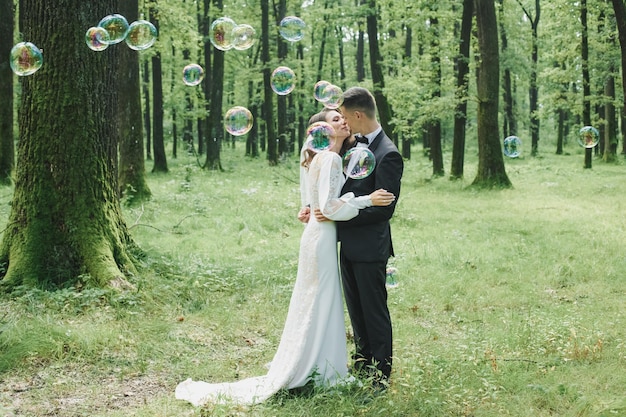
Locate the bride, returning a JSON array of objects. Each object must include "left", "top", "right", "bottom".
[{"left": 175, "top": 108, "right": 395, "bottom": 406}]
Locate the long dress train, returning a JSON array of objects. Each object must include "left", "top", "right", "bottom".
[{"left": 175, "top": 151, "right": 372, "bottom": 406}]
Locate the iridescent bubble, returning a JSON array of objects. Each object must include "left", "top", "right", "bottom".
[
  {"left": 279, "top": 16, "right": 305, "bottom": 42},
  {"left": 85, "top": 27, "right": 110, "bottom": 51},
  {"left": 232, "top": 24, "right": 256, "bottom": 51},
  {"left": 182, "top": 64, "right": 204, "bottom": 86},
  {"left": 125, "top": 20, "right": 158, "bottom": 51},
  {"left": 386, "top": 266, "right": 399, "bottom": 288},
  {"left": 98, "top": 14, "right": 130, "bottom": 45},
  {"left": 578, "top": 126, "right": 599, "bottom": 148},
  {"left": 503, "top": 135, "right": 521, "bottom": 158},
  {"left": 313, "top": 80, "right": 331, "bottom": 102},
  {"left": 270, "top": 66, "right": 296, "bottom": 95},
  {"left": 321, "top": 84, "right": 344, "bottom": 109},
  {"left": 210, "top": 17, "right": 236, "bottom": 51},
  {"left": 224, "top": 106, "right": 253, "bottom": 136},
  {"left": 343, "top": 147, "right": 376, "bottom": 179},
  {"left": 9, "top": 42, "right": 43, "bottom": 76},
  {"left": 306, "top": 121, "right": 336, "bottom": 152}
]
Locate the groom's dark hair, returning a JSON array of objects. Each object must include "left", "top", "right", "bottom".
[{"left": 341, "top": 87, "right": 377, "bottom": 119}]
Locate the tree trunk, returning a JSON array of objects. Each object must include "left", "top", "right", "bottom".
[
  {"left": 142, "top": 60, "right": 152, "bottom": 160},
  {"left": 0, "top": 0, "right": 14, "bottom": 185},
  {"left": 366, "top": 0, "right": 395, "bottom": 144},
  {"left": 472, "top": 0, "right": 511, "bottom": 188},
  {"left": 262, "top": 0, "right": 277, "bottom": 165},
  {"left": 1, "top": 0, "right": 138, "bottom": 290},
  {"left": 118, "top": 0, "right": 151, "bottom": 202},
  {"left": 581, "top": 0, "right": 593, "bottom": 168},
  {"left": 603, "top": 75, "right": 617, "bottom": 161},
  {"left": 150, "top": 4, "right": 168, "bottom": 173},
  {"left": 276, "top": 0, "right": 288, "bottom": 157},
  {"left": 205, "top": 0, "right": 225, "bottom": 171},
  {"left": 428, "top": 15, "right": 444, "bottom": 177},
  {"left": 499, "top": 0, "right": 516, "bottom": 138},
  {"left": 402, "top": 25, "right": 413, "bottom": 160},
  {"left": 529, "top": 4, "right": 540, "bottom": 156},
  {"left": 610, "top": 0, "right": 626, "bottom": 156},
  {"left": 450, "top": 0, "right": 473, "bottom": 180}
]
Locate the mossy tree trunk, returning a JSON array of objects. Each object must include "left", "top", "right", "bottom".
[
  {"left": 0, "top": 0, "right": 138, "bottom": 290},
  {"left": 0, "top": 0, "right": 14, "bottom": 185},
  {"left": 472, "top": 0, "right": 512, "bottom": 189}
]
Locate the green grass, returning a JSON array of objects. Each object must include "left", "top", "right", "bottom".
[{"left": 1, "top": 141, "right": 626, "bottom": 416}]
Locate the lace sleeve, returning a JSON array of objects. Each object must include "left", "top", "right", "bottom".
[{"left": 317, "top": 152, "right": 372, "bottom": 221}]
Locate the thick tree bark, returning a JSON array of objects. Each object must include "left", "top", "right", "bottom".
[
  {"left": 472, "top": 0, "right": 511, "bottom": 188},
  {"left": 118, "top": 0, "right": 151, "bottom": 202},
  {"left": 1, "top": 0, "right": 138, "bottom": 289},
  {"left": 450, "top": 0, "right": 473, "bottom": 179},
  {"left": 0, "top": 0, "right": 14, "bottom": 185}
]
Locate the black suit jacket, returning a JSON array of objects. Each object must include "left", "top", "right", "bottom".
[{"left": 337, "top": 130, "right": 403, "bottom": 262}]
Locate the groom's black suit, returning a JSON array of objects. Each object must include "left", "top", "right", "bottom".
[{"left": 337, "top": 129, "right": 403, "bottom": 380}]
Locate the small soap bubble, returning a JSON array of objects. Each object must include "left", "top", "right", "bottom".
[
  {"left": 98, "top": 14, "right": 130, "bottom": 44},
  {"left": 224, "top": 106, "right": 253, "bottom": 136},
  {"left": 210, "top": 17, "right": 236, "bottom": 51},
  {"left": 270, "top": 66, "right": 296, "bottom": 95},
  {"left": 306, "top": 121, "right": 336, "bottom": 152},
  {"left": 9, "top": 42, "right": 43, "bottom": 76},
  {"left": 279, "top": 16, "right": 305, "bottom": 42},
  {"left": 343, "top": 147, "right": 376, "bottom": 179},
  {"left": 313, "top": 80, "right": 331, "bottom": 102},
  {"left": 232, "top": 24, "right": 256, "bottom": 50},
  {"left": 503, "top": 135, "right": 521, "bottom": 158},
  {"left": 182, "top": 64, "right": 204, "bottom": 86},
  {"left": 321, "top": 84, "right": 343, "bottom": 109},
  {"left": 386, "top": 266, "right": 399, "bottom": 288},
  {"left": 85, "top": 27, "right": 110, "bottom": 51},
  {"left": 578, "top": 126, "right": 599, "bottom": 148},
  {"left": 125, "top": 20, "right": 158, "bottom": 50}
]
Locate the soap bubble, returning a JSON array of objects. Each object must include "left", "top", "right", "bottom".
[
  {"left": 306, "top": 121, "right": 336, "bottom": 152},
  {"left": 503, "top": 135, "right": 521, "bottom": 158},
  {"left": 9, "top": 42, "right": 43, "bottom": 76},
  {"left": 224, "top": 106, "right": 253, "bottom": 136},
  {"left": 232, "top": 24, "right": 256, "bottom": 50},
  {"left": 279, "top": 16, "right": 305, "bottom": 42},
  {"left": 385, "top": 266, "right": 399, "bottom": 288},
  {"left": 125, "top": 20, "right": 158, "bottom": 50},
  {"left": 343, "top": 147, "right": 376, "bottom": 179},
  {"left": 210, "top": 17, "right": 236, "bottom": 51},
  {"left": 313, "top": 80, "right": 331, "bottom": 102},
  {"left": 85, "top": 27, "right": 110, "bottom": 51},
  {"left": 182, "top": 64, "right": 204, "bottom": 86},
  {"left": 321, "top": 84, "right": 343, "bottom": 109},
  {"left": 98, "top": 14, "right": 130, "bottom": 44},
  {"left": 270, "top": 66, "right": 296, "bottom": 95},
  {"left": 578, "top": 126, "right": 599, "bottom": 148}
]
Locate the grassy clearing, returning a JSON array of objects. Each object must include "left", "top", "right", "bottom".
[{"left": 1, "top": 142, "right": 626, "bottom": 416}]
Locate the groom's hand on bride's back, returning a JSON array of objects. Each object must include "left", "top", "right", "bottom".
[{"left": 313, "top": 209, "right": 330, "bottom": 222}]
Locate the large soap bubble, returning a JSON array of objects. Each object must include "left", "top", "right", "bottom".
[
  {"left": 343, "top": 147, "right": 376, "bottom": 179},
  {"left": 321, "top": 84, "right": 343, "bottom": 109},
  {"left": 10, "top": 42, "right": 43, "bottom": 76},
  {"left": 182, "top": 64, "right": 204, "bottom": 86},
  {"left": 210, "top": 17, "right": 236, "bottom": 51},
  {"left": 98, "top": 14, "right": 130, "bottom": 44},
  {"left": 503, "top": 135, "right": 521, "bottom": 158},
  {"left": 85, "top": 27, "right": 110, "bottom": 51},
  {"left": 313, "top": 80, "right": 331, "bottom": 102},
  {"left": 578, "top": 126, "right": 599, "bottom": 148},
  {"left": 125, "top": 20, "right": 158, "bottom": 50},
  {"left": 224, "top": 106, "right": 253, "bottom": 136},
  {"left": 386, "top": 266, "right": 399, "bottom": 288},
  {"left": 306, "top": 121, "right": 336, "bottom": 152},
  {"left": 270, "top": 66, "right": 296, "bottom": 95},
  {"left": 279, "top": 16, "right": 305, "bottom": 42},
  {"left": 232, "top": 24, "right": 256, "bottom": 50}
]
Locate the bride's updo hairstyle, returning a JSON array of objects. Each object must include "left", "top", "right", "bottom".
[{"left": 301, "top": 108, "right": 334, "bottom": 168}]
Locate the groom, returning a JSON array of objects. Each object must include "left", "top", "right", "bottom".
[{"left": 336, "top": 87, "right": 403, "bottom": 387}]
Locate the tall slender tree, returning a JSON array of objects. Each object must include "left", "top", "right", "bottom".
[
  {"left": 610, "top": 0, "right": 626, "bottom": 155},
  {"left": 427, "top": 13, "right": 444, "bottom": 177},
  {"left": 150, "top": 3, "right": 168, "bottom": 172},
  {"left": 0, "top": 0, "right": 14, "bottom": 185},
  {"left": 262, "top": 0, "right": 278, "bottom": 165},
  {"left": 1, "top": 0, "right": 138, "bottom": 289},
  {"left": 205, "top": 0, "right": 225, "bottom": 170},
  {"left": 581, "top": 0, "right": 593, "bottom": 168},
  {"left": 472, "top": 0, "right": 511, "bottom": 188}
]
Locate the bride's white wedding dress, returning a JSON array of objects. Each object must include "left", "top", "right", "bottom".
[{"left": 175, "top": 150, "right": 372, "bottom": 406}]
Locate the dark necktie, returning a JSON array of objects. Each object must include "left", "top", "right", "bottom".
[{"left": 354, "top": 135, "right": 368, "bottom": 145}]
